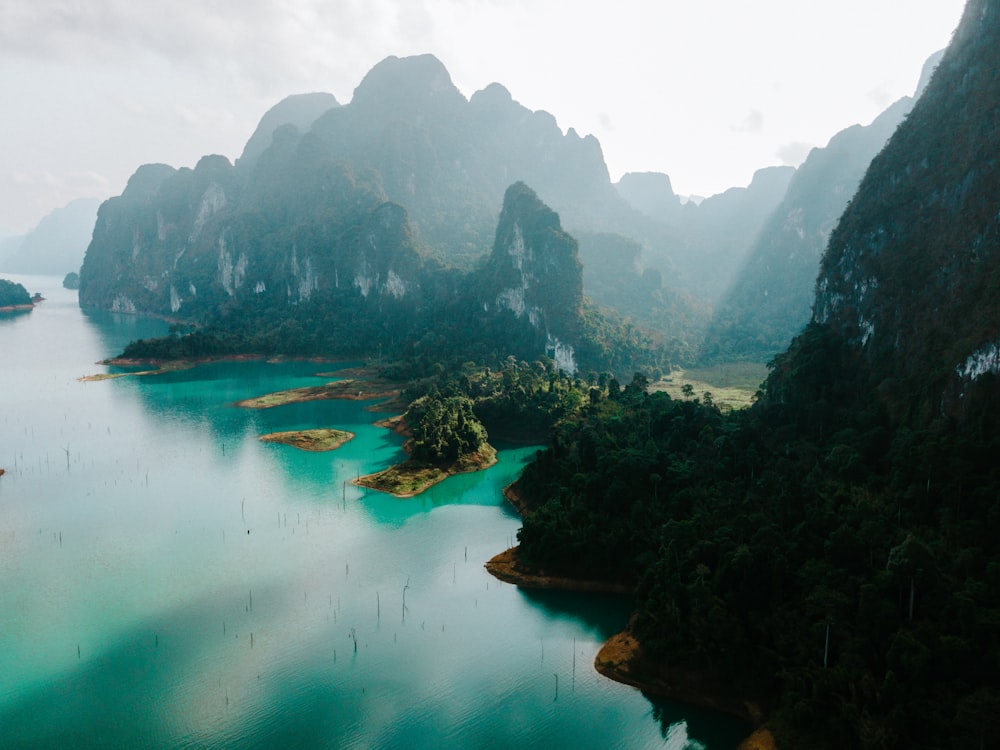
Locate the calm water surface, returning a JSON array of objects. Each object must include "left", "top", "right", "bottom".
[{"left": 0, "top": 275, "right": 748, "bottom": 748}]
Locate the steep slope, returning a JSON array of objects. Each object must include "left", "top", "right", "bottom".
[
  {"left": 810, "top": 4, "right": 1000, "bottom": 429},
  {"left": 304, "top": 55, "right": 632, "bottom": 269},
  {"left": 235, "top": 92, "right": 339, "bottom": 171},
  {"left": 615, "top": 166, "right": 795, "bottom": 302},
  {"left": 477, "top": 182, "right": 584, "bottom": 372},
  {"left": 701, "top": 52, "right": 944, "bottom": 365},
  {"left": 512, "top": 3, "right": 1000, "bottom": 747}
]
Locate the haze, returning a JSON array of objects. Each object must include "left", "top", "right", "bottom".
[{"left": 0, "top": 0, "right": 965, "bottom": 233}]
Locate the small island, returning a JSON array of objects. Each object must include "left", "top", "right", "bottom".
[
  {"left": 259, "top": 428, "right": 354, "bottom": 451},
  {"left": 235, "top": 376, "right": 401, "bottom": 409},
  {"left": 355, "top": 393, "right": 497, "bottom": 497},
  {"left": 356, "top": 444, "right": 497, "bottom": 498},
  {"left": 0, "top": 278, "right": 35, "bottom": 313}
]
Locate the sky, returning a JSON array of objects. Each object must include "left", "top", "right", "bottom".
[{"left": 0, "top": 0, "right": 968, "bottom": 234}]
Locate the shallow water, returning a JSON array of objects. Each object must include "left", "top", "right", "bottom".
[{"left": 0, "top": 275, "right": 749, "bottom": 748}]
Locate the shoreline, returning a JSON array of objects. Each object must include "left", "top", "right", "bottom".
[
  {"left": 354, "top": 443, "right": 498, "bottom": 498},
  {"left": 593, "top": 623, "right": 766, "bottom": 725},
  {"left": 488, "top": 483, "right": 775, "bottom": 748},
  {"left": 484, "top": 546, "right": 632, "bottom": 595},
  {"left": 0, "top": 303, "right": 34, "bottom": 313},
  {"left": 259, "top": 428, "right": 355, "bottom": 452}
]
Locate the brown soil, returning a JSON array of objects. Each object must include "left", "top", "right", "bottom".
[
  {"left": 484, "top": 546, "right": 632, "bottom": 595},
  {"left": 234, "top": 377, "right": 400, "bottom": 409},
  {"left": 501, "top": 481, "right": 531, "bottom": 516},
  {"left": 354, "top": 444, "right": 498, "bottom": 498},
  {"left": 594, "top": 620, "right": 769, "bottom": 732},
  {"left": 258, "top": 428, "right": 354, "bottom": 451},
  {"left": 738, "top": 728, "right": 779, "bottom": 750}
]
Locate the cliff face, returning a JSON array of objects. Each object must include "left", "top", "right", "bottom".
[
  {"left": 79, "top": 55, "right": 619, "bottom": 320},
  {"left": 810, "top": 0, "right": 1000, "bottom": 427},
  {"left": 700, "top": 95, "right": 917, "bottom": 364},
  {"left": 79, "top": 142, "right": 423, "bottom": 321},
  {"left": 479, "top": 182, "right": 584, "bottom": 372}
]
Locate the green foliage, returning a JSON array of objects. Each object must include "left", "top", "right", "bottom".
[
  {"left": 0, "top": 279, "right": 32, "bottom": 307},
  {"left": 406, "top": 394, "right": 488, "bottom": 463},
  {"left": 513, "top": 317, "right": 1000, "bottom": 748}
]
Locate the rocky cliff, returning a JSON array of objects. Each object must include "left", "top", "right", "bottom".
[
  {"left": 478, "top": 182, "right": 583, "bottom": 372},
  {"left": 701, "top": 52, "right": 944, "bottom": 365},
  {"left": 810, "top": 0, "right": 1000, "bottom": 427}
]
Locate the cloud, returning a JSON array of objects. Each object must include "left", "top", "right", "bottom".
[
  {"left": 866, "top": 85, "right": 893, "bottom": 110},
  {"left": 775, "top": 141, "right": 814, "bottom": 166},
  {"left": 0, "top": 0, "right": 421, "bottom": 95},
  {"left": 734, "top": 109, "right": 764, "bottom": 133}
]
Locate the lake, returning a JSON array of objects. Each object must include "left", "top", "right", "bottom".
[{"left": 0, "top": 275, "right": 748, "bottom": 748}]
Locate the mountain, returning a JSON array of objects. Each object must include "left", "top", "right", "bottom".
[
  {"left": 700, "top": 52, "right": 944, "bottom": 365},
  {"left": 79, "top": 54, "right": 691, "bottom": 367},
  {"left": 89, "top": 152, "right": 648, "bottom": 374},
  {"left": 615, "top": 166, "right": 795, "bottom": 302},
  {"left": 511, "top": 3, "right": 1000, "bottom": 746},
  {"left": 807, "top": 5, "right": 1000, "bottom": 430},
  {"left": 235, "top": 92, "right": 340, "bottom": 170},
  {"left": 478, "top": 182, "right": 584, "bottom": 372},
  {"left": 0, "top": 198, "right": 101, "bottom": 275},
  {"left": 614, "top": 172, "right": 684, "bottom": 222}
]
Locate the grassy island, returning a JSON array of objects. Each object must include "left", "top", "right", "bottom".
[
  {"left": 259, "top": 428, "right": 354, "bottom": 451},
  {"left": 235, "top": 377, "right": 400, "bottom": 409},
  {"left": 355, "top": 443, "right": 496, "bottom": 498},
  {"left": 355, "top": 393, "right": 497, "bottom": 497}
]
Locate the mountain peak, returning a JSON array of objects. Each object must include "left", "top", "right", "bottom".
[
  {"left": 350, "top": 54, "right": 465, "bottom": 116},
  {"left": 237, "top": 92, "right": 339, "bottom": 170},
  {"left": 482, "top": 182, "right": 583, "bottom": 371}
]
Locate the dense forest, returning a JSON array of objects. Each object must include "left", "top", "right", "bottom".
[
  {"left": 511, "top": 1, "right": 1000, "bottom": 746},
  {"left": 85, "top": 2, "right": 1000, "bottom": 746},
  {"left": 115, "top": 182, "right": 671, "bottom": 380},
  {"left": 512, "top": 324, "right": 1000, "bottom": 748}
]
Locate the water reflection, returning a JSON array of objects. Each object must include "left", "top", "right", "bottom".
[
  {"left": 648, "top": 696, "right": 752, "bottom": 749},
  {"left": 1, "top": 276, "right": 750, "bottom": 748}
]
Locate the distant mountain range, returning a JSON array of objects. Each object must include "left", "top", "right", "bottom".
[
  {"left": 511, "top": 3, "right": 1000, "bottom": 746},
  {"left": 81, "top": 53, "right": 782, "bottom": 366},
  {"left": 0, "top": 198, "right": 100, "bottom": 276},
  {"left": 77, "top": 49, "right": 944, "bottom": 371},
  {"left": 699, "top": 50, "right": 945, "bottom": 365}
]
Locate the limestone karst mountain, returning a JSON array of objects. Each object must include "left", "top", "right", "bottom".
[{"left": 700, "top": 50, "right": 945, "bottom": 365}]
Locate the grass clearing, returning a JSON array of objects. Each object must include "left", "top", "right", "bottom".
[{"left": 652, "top": 362, "right": 769, "bottom": 410}]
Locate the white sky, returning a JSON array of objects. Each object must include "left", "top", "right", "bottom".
[{"left": 0, "top": 0, "right": 967, "bottom": 233}]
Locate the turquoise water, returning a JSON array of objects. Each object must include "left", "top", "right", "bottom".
[{"left": 0, "top": 275, "right": 748, "bottom": 748}]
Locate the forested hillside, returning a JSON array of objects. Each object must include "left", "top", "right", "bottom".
[{"left": 511, "top": 2, "right": 1000, "bottom": 747}]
